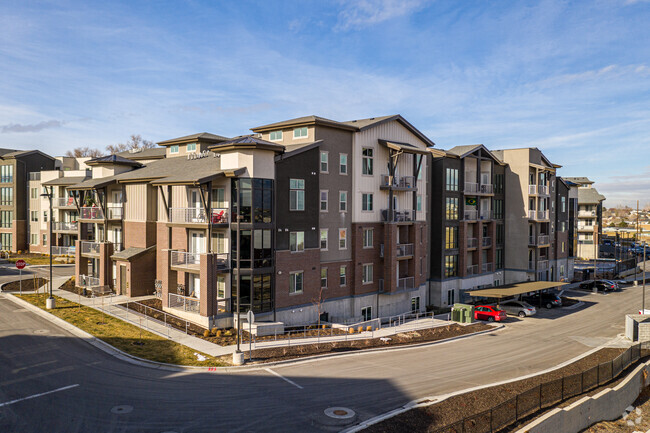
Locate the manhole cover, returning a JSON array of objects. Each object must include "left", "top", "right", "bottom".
[
  {"left": 33, "top": 329, "right": 49, "bottom": 334},
  {"left": 324, "top": 406, "right": 356, "bottom": 420},
  {"left": 111, "top": 405, "right": 133, "bottom": 414}
]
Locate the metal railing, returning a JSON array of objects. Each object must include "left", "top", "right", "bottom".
[
  {"left": 380, "top": 175, "right": 416, "bottom": 190},
  {"left": 529, "top": 235, "right": 537, "bottom": 245},
  {"left": 467, "top": 264, "right": 479, "bottom": 275},
  {"left": 482, "top": 237, "right": 492, "bottom": 247},
  {"left": 80, "top": 207, "right": 104, "bottom": 220},
  {"left": 396, "top": 243, "right": 414, "bottom": 257},
  {"left": 50, "top": 246, "right": 75, "bottom": 256},
  {"left": 381, "top": 209, "right": 414, "bottom": 222},
  {"left": 55, "top": 197, "right": 76, "bottom": 207},
  {"left": 464, "top": 210, "right": 478, "bottom": 220},
  {"left": 578, "top": 223, "right": 595, "bottom": 231},
  {"left": 80, "top": 241, "right": 100, "bottom": 255},
  {"left": 467, "top": 238, "right": 478, "bottom": 248},
  {"left": 79, "top": 274, "right": 100, "bottom": 287},
  {"left": 537, "top": 210, "right": 549, "bottom": 220},
  {"left": 464, "top": 182, "right": 479, "bottom": 194},
  {"left": 53, "top": 221, "right": 78, "bottom": 231},
  {"left": 578, "top": 210, "right": 596, "bottom": 217},
  {"left": 480, "top": 183, "right": 494, "bottom": 194},
  {"left": 397, "top": 277, "right": 415, "bottom": 290},
  {"left": 170, "top": 250, "right": 201, "bottom": 267},
  {"left": 480, "top": 210, "right": 492, "bottom": 220},
  {"left": 430, "top": 343, "right": 645, "bottom": 433},
  {"left": 538, "top": 184, "right": 549, "bottom": 195},
  {"left": 482, "top": 262, "right": 493, "bottom": 273},
  {"left": 210, "top": 208, "right": 229, "bottom": 224},
  {"left": 528, "top": 184, "right": 537, "bottom": 195},
  {"left": 169, "top": 207, "right": 207, "bottom": 224},
  {"left": 106, "top": 205, "right": 123, "bottom": 219},
  {"left": 215, "top": 253, "right": 229, "bottom": 270},
  {"left": 538, "top": 235, "right": 550, "bottom": 245},
  {"left": 168, "top": 293, "right": 200, "bottom": 313}
]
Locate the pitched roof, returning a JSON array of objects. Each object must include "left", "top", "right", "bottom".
[
  {"left": 564, "top": 177, "right": 594, "bottom": 185},
  {"left": 86, "top": 154, "right": 143, "bottom": 167},
  {"left": 0, "top": 149, "right": 55, "bottom": 160},
  {"left": 111, "top": 245, "right": 156, "bottom": 261},
  {"left": 67, "top": 174, "right": 120, "bottom": 190},
  {"left": 157, "top": 132, "right": 229, "bottom": 146},
  {"left": 42, "top": 176, "right": 89, "bottom": 186},
  {"left": 0, "top": 148, "right": 18, "bottom": 156},
  {"left": 208, "top": 135, "right": 285, "bottom": 153},
  {"left": 117, "top": 147, "right": 166, "bottom": 160},
  {"left": 578, "top": 187, "right": 606, "bottom": 204},
  {"left": 446, "top": 144, "right": 483, "bottom": 157},
  {"left": 342, "top": 114, "right": 436, "bottom": 147},
  {"left": 251, "top": 115, "right": 357, "bottom": 132}
]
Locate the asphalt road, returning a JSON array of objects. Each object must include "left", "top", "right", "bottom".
[
  {"left": 0, "top": 263, "right": 75, "bottom": 284},
  {"left": 0, "top": 284, "right": 642, "bottom": 432}
]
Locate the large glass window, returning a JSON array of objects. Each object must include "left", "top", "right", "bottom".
[
  {"left": 362, "top": 193, "right": 373, "bottom": 211},
  {"left": 289, "top": 271, "right": 304, "bottom": 294},
  {"left": 0, "top": 211, "right": 12, "bottom": 228},
  {"left": 496, "top": 249, "right": 504, "bottom": 269},
  {"left": 362, "top": 264, "right": 373, "bottom": 283},
  {"left": 494, "top": 174, "right": 504, "bottom": 194},
  {"left": 232, "top": 178, "right": 272, "bottom": 223},
  {"left": 289, "top": 179, "right": 305, "bottom": 211},
  {"left": 363, "top": 228, "right": 373, "bottom": 248},
  {"left": 445, "top": 226, "right": 458, "bottom": 249},
  {"left": 211, "top": 187, "right": 226, "bottom": 208},
  {"left": 446, "top": 197, "right": 458, "bottom": 220},
  {"left": 1, "top": 165, "right": 14, "bottom": 183},
  {"left": 446, "top": 168, "right": 458, "bottom": 191},
  {"left": 0, "top": 233, "right": 13, "bottom": 250},
  {"left": 496, "top": 223, "right": 505, "bottom": 246},
  {"left": 362, "top": 148, "right": 374, "bottom": 175},
  {"left": 232, "top": 272, "right": 274, "bottom": 313},
  {"left": 493, "top": 199, "right": 504, "bottom": 219},
  {"left": 0, "top": 187, "right": 13, "bottom": 205},
  {"left": 253, "top": 229, "right": 273, "bottom": 268},
  {"left": 445, "top": 255, "right": 458, "bottom": 277},
  {"left": 290, "top": 231, "right": 304, "bottom": 252}
]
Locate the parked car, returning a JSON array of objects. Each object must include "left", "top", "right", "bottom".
[
  {"left": 498, "top": 300, "right": 537, "bottom": 318},
  {"left": 602, "top": 279, "right": 621, "bottom": 291},
  {"left": 579, "top": 280, "right": 617, "bottom": 292},
  {"left": 521, "top": 292, "right": 563, "bottom": 309},
  {"left": 474, "top": 305, "right": 507, "bottom": 322}
]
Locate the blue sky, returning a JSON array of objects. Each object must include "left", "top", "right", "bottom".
[{"left": 1, "top": 0, "right": 649, "bottom": 206}]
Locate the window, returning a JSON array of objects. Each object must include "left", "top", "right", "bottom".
[
  {"left": 560, "top": 265, "right": 565, "bottom": 277},
  {"left": 411, "top": 296, "right": 420, "bottom": 312},
  {"left": 269, "top": 130, "right": 283, "bottom": 141},
  {"left": 339, "top": 228, "right": 347, "bottom": 250},
  {"left": 362, "top": 193, "right": 373, "bottom": 211},
  {"left": 496, "top": 223, "right": 505, "bottom": 246},
  {"left": 445, "top": 255, "right": 458, "bottom": 277},
  {"left": 0, "top": 165, "right": 13, "bottom": 183},
  {"left": 339, "top": 191, "right": 347, "bottom": 212},
  {"left": 320, "top": 229, "right": 328, "bottom": 250},
  {"left": 417, "top": 195, "right": 422, "bottom": 212},
  {"left": 561, "top": 242, "right": 565, "bottom": 253},
  {"left": 293, "top": 127, "right": 308, "bottom": 138},
  {"left": 446, "top": 168, "right": 458, "bottom": 191},
  {"left": 361, "top": 306, "right": 372, "bottom": 321},
  {"left": 289, "top": 271, "right": 303, "bottom": 294},
  {"left": 363, "top": 228, "right": 373, "bottom": 248},
  {"left": 417, "top": 155, "right": 423, "bottom": 180},
  {"left": 31, "top": 233, "right": 38, "bottom": 245},
  {"left": 447, "top": 290, "right": 455, "bottom": 305},
  {"left": 445, "top": 197, "right": 458, "bottom": 220},
  {"left": 30, "top": 211, "right": 38, "bottom": 222},
  {"left": 339, "top": 266, "right": 347, "bottom": 286},
  {"left": 362, "top": 148, "right": 374, "bottom": 175},
  {"left": 561, "top": 196, "right": 566, "bottom": 212},
  {"left": 0, "top": 233, "right": 12, "bottom": 250},
  {"left": 31, "top": 188, "right": 38, "bottom": 199},
  {"left": 43, "top": 211, "right": 48, "bottom": 222},
  {"left": 212, "top": 187, "right": 226, "bottom": 208},
  {"left": 340, "top": 154, "right": 348, "bottom": 174},
  {"left": 289, "top": 231, "right": 304, "bottom": 252},
  {"left": 217, "top": 276, "right": 226, "bottom": 299},
  {"left": 170, "top": 145, "right": 179, "bottom": 153},
  {"left": 445, "top": 226, "right": 458, "bottom": 249},
  {"left": 496, "top": 249, "right": 504, "bottom": 269},
  {"left": 186, "top": 142, "right": 197, "bottom": 152},
  {"left": 320, "top": 190, "right": 328, "bottom": 211},
  {"left": 494, "top": 173, "right": 504, "bottom": 194},
  {"left": 493, "top": 199, "right": 504, "bottom": 219},
  {"left": 42, "top": 234, "right": 47, "bottom": 246},
  {"left": 0, "top": 187, "right": 13, "bottom": 205},
  {"left": 320, "top": 151, "right": 328, "bottom": 173},
  {"left": 0, "top": 211, "right": 12, "bottom": 228},
  {"left": 362, "top": 264, "right": 373, "bottom": 284},
  {"left": 561, "top": 221, "right": 567, "bottom": 232},
  {"left": 289, "top": 179, "right": 305, "bottom": 211},
  {"left": 321, "top": 268, "right": 327, "bottom": 288}
]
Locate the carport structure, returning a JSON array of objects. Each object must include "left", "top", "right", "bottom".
[{"left": 466, "top": 281, "right": 568, "bottom": 308}]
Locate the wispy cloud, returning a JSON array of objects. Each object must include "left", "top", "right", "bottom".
[
  {"left": 335, "top": 0, "right": 429, "bottom": 30},
  {"left": 1, "top": 120, "right": 64, "bottom": 133}
]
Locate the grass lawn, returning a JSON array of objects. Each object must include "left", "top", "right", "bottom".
[
  {"left": 6, "top": 253, "right": 69, "bottom": 265},
  {"left": 17, "top": 293, "right": 228, "bottom": 367}
]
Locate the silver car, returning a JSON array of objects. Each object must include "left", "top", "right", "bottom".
[{"left": 499, "top": 300, "right": 537, "bottom": 317}]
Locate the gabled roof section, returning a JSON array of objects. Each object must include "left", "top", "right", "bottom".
[
  {"left": 117, "top": 147, "right": 166, "bottom": 161},
  {"left": 378, "top": 139, "right": 430, "bottom": 155},
  {"left": 42, "top": 176, "right": 89, "bottom": 186},
  {"left": 0, "top": 148, "right": 18, "bottom": 157},
  {"left": 251, "top": 115, "right": 357, "bottom": 132},
  {"left": 446, "top": 144, "right": 505, "bottom": 165},
  {"left": 276, "top": 140, "right": 323, "bottom": 162},
  {"left": 0, "top": 149, "right": 55, "bottom": 160},
  {"left": 343, "top": 114, "right": 436, "bottom": 148},
  {"left": 157, "top": 132, "right": 229, "bottom": 146},
  {"left": 86, "top": 154, "right": 143, "bottom": 167},
  {"left": 564, "top": 177, "right": 594, "bottom": 185},
  {"left": 209, "top": 135, "right": 285, "bottom": 153},
  {"left": 578, "top": 187, "right": 606, "bottom": 204},
  {"left": 67, "top": 175, "right": 119, "bottom": 190}
]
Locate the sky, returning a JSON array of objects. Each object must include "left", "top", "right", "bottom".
[{"left": 1, "top": 0, "right": 649, "bottom": 206}]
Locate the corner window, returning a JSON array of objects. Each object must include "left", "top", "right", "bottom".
[
  {"left": 320, "top": 151, "right": 328, "bottom": 173},
  {"left": 270, "top": 130, "right": 283, "bottom": 141},
  {"left": 293, "top": 127, "right": 308, "bottom": 138},
  {"left": 170, "top": 145, "right": 179, "bottom": 153},
  {"left": 320, "top": 229, "right": 328, "bottom": 250},
  {"left": 362, "top": 193, "right": 373, "bottom": 211},
  {"left": 362, "top": 264, "right": 373, "bottom": 284},
  {"left": 289, "top": 231, "right": 304, "bottom": 252},
  {"left": 339, "top": 228, "right": 347, "bottom": 250},
  {"left": 362, "top": 228, "right": 373, "bottom": 248},
  {"left": 362, "top": 148, "right": 374, "bottom": 175},
  {"left": 340, "top": 154, "right": 348, "bottom": 174},
  {"left": 320, "top": 190, "right": 328, "bottom": 212},
  {"left": 289, "top": 271, "right": 303, "bottom": 294},
  {"left": 289, "top": 179, "right": 305, "bottom": 211},
  {"left": 187, "top": 142, "right": 197, "bottom": 152}
]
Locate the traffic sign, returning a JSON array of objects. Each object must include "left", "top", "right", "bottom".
[
  {"left": 246, "top": 309, "right": 255, "bottom": 324},
  {"left": 15, "top": 259, "right": 26, "bottom": 270}
]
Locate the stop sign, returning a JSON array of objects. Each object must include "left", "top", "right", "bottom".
[{"left": 15, "top": 259, "right": 26, "bottom": 269}]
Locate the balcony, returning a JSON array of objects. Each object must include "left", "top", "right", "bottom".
[
  {"left": 578, "top": 224, "right": 595, "bottom": 232},
  {"left": 80, "top": 241, "right": 100, "bottom": 256},
  {"left": 482, "top": 237, "right": 492, "bottom": 247},
  {"left": 397, "top": 277, "right": 415, "bottom": 290},
  {"left": 170, "top": 250, "right": 201, "bottom": 272},
  {"left": 396, "top": 243, "right": 414, "bottom": 258},
  {"left": 528, "top": 210, "right": 549, "bottom": 221},
  {"left": 381, "top": 209, "right": 414, "bottom": 223},
  {"left": 214, "top": 253, "right": 230, "bottom": 271},
  {"left": 168, "top": 293, "right": 200, "bottom": 314},
  {"left": 106, "top": 205, "right": 123, "bottom": 220},
  {"left": 53, "top": 221, "right": 78, "bottom": 232},
  {"left": 578, "top": 210, "right": 596, "bottom": 217},
  {"left": 464, "top": 182, "right": 479, "bottom": 194},
  {"left": 464, "top": 210, "right": 478, "bottom": 221},
  {"left": 467, "top": 238, "right": 478, "bottom": 249},
  {"left": 482, "top": 262, "right": 493, "bottom": 273},
  {"left": 537, "top": 185, "right": 549, "bottom": 196},
  {"left": 467, "top": 264, "right": 479, "bottom": 276},
  {"left": 528, "top": 185, "right": 538, "bottom": 195},
  {"left": 529, "top": 235, "right": 536, "bottom": 246},
  {"left": 537, "top": 235, "right": 550, "bottom": 246},
  {"left": 80, "top": 207, "right": 104, "bottom": 220},
  {"left": 480, "top": 184, "right": 494, "bottom": 194},
  {"left": 51, "top": 245, "right": 75, "bottom": 256},
  {"left": 78, "top": 274, "right": 100, "bottom": 288},
  {"left": 55, "top": 197, "right": 76, "bottom": 208},
  {"left": 380, "top": 175, "right": 417, "bottom": 191},
  {"left": 479, "top": 210, "right": 492, "bottom": 220},
  {"left": 169, "top": 207, "right": 229, "bottom": 225}
]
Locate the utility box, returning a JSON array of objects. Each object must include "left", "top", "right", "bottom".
[{"left": 452, "top": 303, "right": 475, "bottom": 324}]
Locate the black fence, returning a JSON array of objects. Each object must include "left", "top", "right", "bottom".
[{"left": 432, "top": 343, "right": 645, "bottom": 433}]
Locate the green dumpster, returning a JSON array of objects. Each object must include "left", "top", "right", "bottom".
[{"left": 451, "top": 303, "right": 475, "bottom": 323}]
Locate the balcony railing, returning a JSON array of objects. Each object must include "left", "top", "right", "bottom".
[
  {"left": 538, "top": 185, "right": 549, "bottom": 195},
  {"left": 55, "top": 197, "right": 76, "bottom": 208},
  {"left": 528, "top": 210, "right": 549, "bottom": 221},
  {"left": 80, "top": 207, "right": 104, "bottom": 220},
  {"left": 467, "top": 238, "right": 478, "bottom": 249},
  {"left": 482, "top": 262, "right": 493, "bottom": 273},
  {"left": 528, "top": 185, "right": 537, "bottom": 195},
  {"left": 480, "top": 184, "right": 494, "bottom": 194},
  {"left": 170, "top": 250, "right": 201, "bottom": 269},
  {"left": 578, "top": 210, "right": 596, "bottom": 217},
  {"left": 464, "top": 210, "right": 478, "bottom": 220},
  {"left": 53, "top": 221, "right": 78, "bottom": 232},
  {"left": 479, "top": 210, "right": 492, "bottom": 220},
  {"left": 215, "top": 253, "right": 230, "bottom": 270},
  {"left": 79, "top": 274, "right": 100, "bottom": 288},
  {"left": 168, "top": 293, "right": 200, "bottom": 314},
  {"left": 111, "top": 242, "right": 123, "bottom": 252},
  {"left": 381, "top": 209, "right": 414, "bottom": 223},
  {"left": 169, "top": 208, "right": 229, "bottom": 224},
  {"left": 80, "top": 241, "right": 100, "bottom": 255},
  {"left": 464, "top": 182, "right": 479, "bottom": 194},
  {"left": 529, "top": 235, "right": 536, "bottom": 245},
  {"left": 106, "top": 205, "right": 123, "bottom": 220},
  {"left": 396, "top": 243, "right": 414, "bottom": 257},
  {"left": 538, "top": 235, "right": 550, "bottom": 245},
  {"left": 578, "top": 224, "right": 595, "bottom": 231},
  {"left": 380, "top": 175, "right": 416, "bottom": 190},
  {"left": 51, "top": 245, "right": 75, "bottom": 256},
  {"left": 467, "top": 264, "right": 479, "bottom": 276},
  {"left": 397, "top": 277, "right": 415, "bottom": 290},
  {"left": 482, "top": 237, "right": 492, "bottom": 247}
]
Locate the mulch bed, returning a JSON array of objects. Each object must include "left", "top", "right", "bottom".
[
  {"left": 364, "top": 347, "right": 629, "bottom": 433},
  {"left": 1, "top": 278, "right": 48, "bottom": 292},
  {"left": 58, "top": 277, "right": 89, "bottom": 297}
]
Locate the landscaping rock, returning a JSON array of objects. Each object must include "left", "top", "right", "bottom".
[{"left": 628, "top": 405, "right": 636, "bottom": 413}]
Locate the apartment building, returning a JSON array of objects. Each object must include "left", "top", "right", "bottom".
[
  {"left": 0, "top": 149, "right": 55, "bottom": 252},
  {"left": 428, "top": 144, "right": 507, "bottom": 307},
  {"left": 563, "top": 177, "right": 605, "bottom": 260},
  {"left": 551, "top": 177, "right": 574, "bottom": 281},
  {"left": 492, "top": 148, "right": 561, "bottom": 284},
  {"left": 28, "top": 157, "right": 90, "bottom": 255}
]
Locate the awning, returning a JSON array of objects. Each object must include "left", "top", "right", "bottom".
[
  {"left": 466, "top": 281, "right": 568, "bottom": 299},
  {"left": 42, "top": 176, "right": 88, "bottom": 186},
  {"left": 67, "top": 177, "right": 117, "bottom": 191},
  {"left": 378, "top": 139, "right": 430, "bottom": 155}
]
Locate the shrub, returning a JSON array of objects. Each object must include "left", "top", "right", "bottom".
[
  {"left": 357, "top": 326, "right": 364, "bottom": 333},
  {"left": 211, "top": 328, "right": 218, "bottom": 336},
  {"left": 203, "top": 329, "right": 210, "bottom": 338},
  {"left": 216, "top": 330, "right": 222, "bottom": 337},
  {"left": 348, "top": 328, "right": 355, "bottom": 334},
  {"left": 366, "top": 326, "right": 373, "bottom": 332},
  {"left": 322, "top": 324, "right": 327, "bottom": 330},
  {"left": 17, "top": 250, "right": 22, "bottom": 255}
]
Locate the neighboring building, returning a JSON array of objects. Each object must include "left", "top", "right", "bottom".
[
  {"left": 551, "top": 177, "right": 574, "bottom": 282},
  {"left": 0, "top": 149, "right": 55, "bottom": 252},
  {"left": 492, "top": 148, "right": 560, "bottom": 284},
  {"left": 563, "top": 177, "right": 606, "bottom": 260},
  {"left": 428, "top": 144, "right": 507, "bottom": 307}
]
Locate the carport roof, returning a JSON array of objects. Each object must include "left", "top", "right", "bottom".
[{"left": 466, "top": 281, "right": 568, "bottom": 299}]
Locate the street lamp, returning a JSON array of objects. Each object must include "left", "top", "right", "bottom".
[{"left": 41, "top": 186, "right": 55, "bottom": 309}]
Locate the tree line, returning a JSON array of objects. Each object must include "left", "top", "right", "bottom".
[{"left": 65, "top": 134, "right": 155, "bottom": 158}]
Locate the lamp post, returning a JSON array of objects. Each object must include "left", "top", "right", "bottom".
[{"left": 41, "top": 186, "right": 55, "bottom": 309}]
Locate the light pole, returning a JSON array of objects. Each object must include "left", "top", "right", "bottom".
[{"left": 41, "top": 186, "right": 55, "bottom": 309}]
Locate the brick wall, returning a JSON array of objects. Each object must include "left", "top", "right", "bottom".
[{"left": 275, "top": 248, "right": 320, "bottom": 309}]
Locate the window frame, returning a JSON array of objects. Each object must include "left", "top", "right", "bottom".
[
  {"left": 320, "top": 190, "right": 328, "bottom": 212},
  {"left": 269, "top": 130, "right": 283, "bottom": 141},
  {"left": 362, "top": 228, "right": 373, "bottom": 248},
  {"left": 339, "top": 153, "right": 348, "bottom": 175},
  {"left": 320, "top": 229, "right": 328, "bottom": 251},
  {"left": 361, "top": 148, "right": 374, "bottom": 176},
  {"left": 361, "top": 263, "right": 373, "bottom": 284},
  {"left": 361, "top": 193, "right": 373, "bottom": 212},
  {"left": 320, "top": 151, "right": 329, "bottom": 173},
  {"left": 289, "top": 231, "right": 305, "bottom": 253},
  {"left": 289, "top": 178, "right": 305, "bottom": 211},
  {"left": 339, "top": 191, "right": 347, "bottom": 212},
  {"left": 170, "top": 144, "right": 179, "bottom": 154},
  {"left": 339, "top": 265, "right": 347, "bottom": 286},
  {"left": 320, "top": 267, "right": 328, "bottom": 288},
  {"left": 293, "top": 127, "right": 308, "bottom": 139},
  {"left": 339, "top": 228, "right": 347, "bottom": 250},
  {"left": 289, "top": 271, "right": 304, "bottom": 294},
  {"left": 186, "top": 142, "right": 197, "bottom": 153}
]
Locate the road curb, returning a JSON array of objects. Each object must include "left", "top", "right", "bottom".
[{"left": 0, "top": 292, "right": 504, "bottom": 372}]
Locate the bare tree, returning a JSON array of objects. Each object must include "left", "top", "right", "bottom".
[
  {"left": 312, "top": 287, "right": 326, "bottom": 338},
  {"left": 106, "top": 134, "right": 155, "bottom": 154},
  {"left": 65, "top": 147, "right": 103, "bottom": 158}
]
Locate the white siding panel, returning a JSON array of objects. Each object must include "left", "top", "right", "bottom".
[
  {"left": 157, "top": 187, "right": 169, "bottom": 222},
  {"left": 125, "top": 184, "right": 146, "bottom": 221}
]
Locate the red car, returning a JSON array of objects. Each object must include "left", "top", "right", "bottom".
[{"left": 474, "top": 305, "right": 507, "bottom": 322}]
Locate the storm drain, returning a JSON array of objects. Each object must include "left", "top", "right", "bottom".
[
  {"left": 111, "top": 405, "right": 133, "bottom": 414},
  {"left": 318, "top": 407, "right": 357, "bottom": 426}
]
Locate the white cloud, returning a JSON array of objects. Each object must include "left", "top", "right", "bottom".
[
  {"left": 335, "top": 0, "right": 429, "bottom": 30},
  {"left": 1, "top": 120, "right": 64, "bottom": 133}
]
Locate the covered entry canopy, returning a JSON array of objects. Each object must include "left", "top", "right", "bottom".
[{"left": 466, "top": 281, "right": 568, "bottom": 299}]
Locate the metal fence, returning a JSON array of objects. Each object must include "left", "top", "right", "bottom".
[
  {"left": 168, "top": 293, "right": 200, "bottom": 313},
  {"left": 431, "top": 343, "right": 645, "bottom": 433}
]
